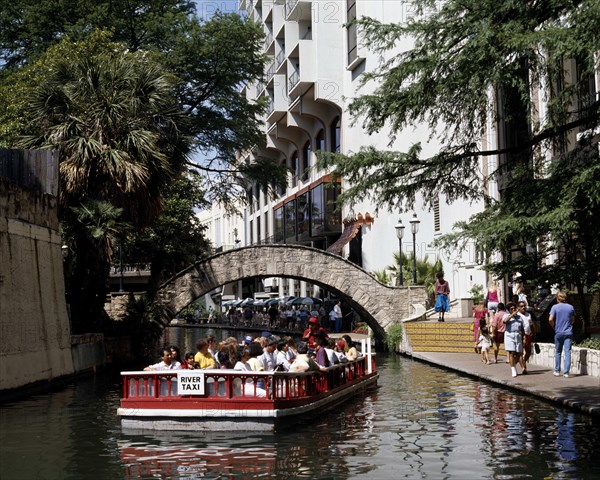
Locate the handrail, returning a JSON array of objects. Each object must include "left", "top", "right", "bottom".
[{"left": 120, "top": 356, "right": 374, "bottom": 402}]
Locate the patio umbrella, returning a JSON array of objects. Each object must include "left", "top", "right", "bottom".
[{"left": 288, "top": 297, "right": 313, "bottom": 306}]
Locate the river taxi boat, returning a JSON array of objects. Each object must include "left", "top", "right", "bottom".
[{"left": 118, "top": 347, "right": 378, "bottom": 431}]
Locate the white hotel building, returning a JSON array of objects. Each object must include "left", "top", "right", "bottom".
[{"left": 198, "top": 0, "right": 489, "bottom": 309}]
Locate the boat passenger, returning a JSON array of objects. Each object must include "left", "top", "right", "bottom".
[
  {"left": 184, "top": 352, "right": 197, "bottom": 369},
  {"left": 144, "top": 348, "right": 181, "bottom": 371},
  {"left": 289, "top": 341, "right": 323, "bottom": 372},
  {"left": 170, "top": 345, "right": 187, "bottom": 369},
  {"left": 334, "top": 341, "right": 349, "bottom": 363},
  {"left": 247, "top": 342, "right": 265, "bottom": 371},
  {"left": 233, "top": 348, "right": 267, "bottom": 398},
  {"left": 194, "top": 339, "right": 216, "bottom": 369},
  {"left": 325, "top": 338, "right": 340, "bottom": 365},
  {"left": 275, "top": 340, "right": 291, "bottom": 371},
  {"left": 234, "top": 348, "right": 253, "bottom": 371},
  {"left": 341, "top": 335, "right": 360, "bottom": 361},
  {"left": 258, "top": 337, "right": 279, "bottom": 371},
  {"left": 285, "top": 337, "right": 297, "bottom": 363},
  {"left": 303, "top": 317, "right": 329, "bottom": 349},
  {"left": 217, "top": 350, "right": 234, "bottom": 369},
  {"left": 207, "top": 335, "right": 219, "bottom": 367},
  {"left": 313, "top": 332, "right": 330, "bottom": 367}
]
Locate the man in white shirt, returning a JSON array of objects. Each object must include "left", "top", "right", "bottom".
[
  {"left": 144, "top": 348, "right": 181, "bottom": 371},
  {"left": 333, "top": 300, "right": 343, "bottom": 333},
  {"left": 259, "top": 337, "right": 279, "bottom": 371}
]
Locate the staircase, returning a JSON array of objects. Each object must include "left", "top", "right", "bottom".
[{"left": 404, "top": 321, "right": 507, "bottom": 356}]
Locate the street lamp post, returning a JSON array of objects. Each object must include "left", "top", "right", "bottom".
[
  {"left": 409, "top": 213, "right": 420, "bottom": 284},
  {"left": 395, "top": 219, "right": 405, "bottom": 286}
]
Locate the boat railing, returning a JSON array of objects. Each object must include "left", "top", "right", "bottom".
[{"left": 121, "top": 356, "right": 375, "bottom": 403}]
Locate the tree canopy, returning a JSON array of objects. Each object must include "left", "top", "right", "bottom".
[
  {"left": 318, "top": 0, "right": 600, "bottom": 296},
  {"left": 0, "top": 2, "right": 284, "bottom": 328}
]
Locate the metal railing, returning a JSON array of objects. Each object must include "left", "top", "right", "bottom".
[
  {"left": 275, "top": 49, "right": 286, "bottom": 69},
  {"left": 288, "top": 70, "right": 300, "bottom": 92}
]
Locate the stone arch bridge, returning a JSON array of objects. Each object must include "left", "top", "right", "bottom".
[{"left": 157, "top": 245, "right": 426, "bottom": 340}]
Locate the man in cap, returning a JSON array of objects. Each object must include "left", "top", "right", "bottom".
[
  {"left": 258, "top": 336, "right": 279, "bottom": 371},
  {"left": 302, "top": 317, "right": 329, "bottom": 349}
]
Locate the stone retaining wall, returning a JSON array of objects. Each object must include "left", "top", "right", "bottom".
[
  {"left": 1, "top": 151, "right": 75, "bottom": 391},
  {"left": 531, "top": 343, "right": 599, "bottom": 377}
]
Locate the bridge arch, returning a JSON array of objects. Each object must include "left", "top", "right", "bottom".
[{"left": 157, "top": 245, "right": 426, "bottom": 340}]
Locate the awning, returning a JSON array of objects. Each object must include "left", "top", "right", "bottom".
[{"left": 326, "top": 220, "right": 360, "bottom": 255}]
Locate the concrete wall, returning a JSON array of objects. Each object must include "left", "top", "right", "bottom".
[{"left": 1, "top": 150, "right": 75, "bottom": 391}]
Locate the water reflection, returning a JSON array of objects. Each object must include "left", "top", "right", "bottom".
[{"left": 1, "top": 329, "right": 600, "bottom": 479}]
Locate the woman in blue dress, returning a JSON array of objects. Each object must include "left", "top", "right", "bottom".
[{"left": 434, "top": 271, "right": 450, "bottom": 322}]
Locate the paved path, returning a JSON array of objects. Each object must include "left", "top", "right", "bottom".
[{"left": 410, "top": 351, "right": 600, "bottom": 417}]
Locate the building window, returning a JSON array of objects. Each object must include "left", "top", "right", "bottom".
[
  {"left": 277, "top": 159, "right": 286, "bottom": 197},
  {"left": 274, "top": 207, "right": 284, "bottom": 242},
  {"left": 347, "top": 0, "right": 357, "bottom": 65},
  {"left": 290, "top": 151, "right": 298, "bottom": 187},
  {"left": 264, "top": 211, "right": 269, "bottom": 242},
  {"left": 433, "top": 197, "right": 440, "bottom": 232},
  {"left": 214, "top": 217, "right": 221, "bottom": 247},
  {"left": 284, "top": 200, "right": 296, "bottom": 243},
  {"left": 297, "top": 192, "right": 310, "bottom": 240},
  {"left": 316, "top": 129, "right": 325, "bottom": 152},
  {"left": 310, "top": 183, "right": 324, "bottom": 237},
  {"left": 301, "top": 141, "right": 310, "bottom": 181},
  {"left": 330, "top": 117, "right": 340, "bottom": 153},
  {"left": 257, "top": 215, "right": 261, "bottom": 244}
]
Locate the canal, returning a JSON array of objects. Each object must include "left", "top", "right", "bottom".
[{"left": 1, "top": 326, "right": 599, "bottom": 479}]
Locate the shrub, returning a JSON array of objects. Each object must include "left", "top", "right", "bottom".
[
  {"left": 576, "top": 337, "right": 600, "bottom": 351},
  {"left": 385, "top": 322, "right": 403, "bottom": 352}
]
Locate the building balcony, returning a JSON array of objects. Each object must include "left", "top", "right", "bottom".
[
  {"left": 275, "top": 49, "right": 286, "bottom": 73},
  {"left": 264, "top": 31, "right": 273, "bottom": 51},
  {"left": 285, "top": 0, "right": 311, "bottom": 21}
]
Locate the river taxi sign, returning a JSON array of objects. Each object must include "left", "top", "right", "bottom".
[{"left": 177, "top": 372, "right": 205, "bottom": 395}]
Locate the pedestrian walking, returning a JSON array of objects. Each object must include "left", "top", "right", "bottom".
[
  {"left": 477, "top": 327, "right": 493, "bottom": 364},
  {"left": 472, "top": 300, "right": 488, "bottom": 353},
  {"left": 549, "top": 291, "right": 576, "bottom": 378},
  {"left": 333, "top": 300, "right": 343, "bottom": 333},
  {"left": 502, "top": 302, "right": 524, "bottom": 377},
  {"left": 491, "top": 302, "right": 507, "bottom": 364},
  {"left": 434, "top": 271, "right": 450, "bottom": 322},
  {"left": 517, "top": 301, "right": 536, "bottom": 374},
  {"left": 486, "top": 281, "right": 500, "bottom": 322}
]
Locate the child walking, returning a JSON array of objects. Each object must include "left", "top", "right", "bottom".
[{"left": 478, "top": 327, "right": 493, "bottom": 364}]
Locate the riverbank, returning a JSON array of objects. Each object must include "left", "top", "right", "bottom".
[{"left": 408, "top": 351, "right": 600, "bottom": 417}]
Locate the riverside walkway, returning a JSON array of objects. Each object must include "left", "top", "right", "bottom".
[{"left": 404, "top": 308, "right": 600, "bottom": 417}]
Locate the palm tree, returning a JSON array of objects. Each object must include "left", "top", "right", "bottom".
[
  {"left": 20, "top": 33, "right": 190, "bottom": 229},
  {"left": 63, "top": 200, "right": 129, "bottom": 332},
  {"left": 19, "top": 33, "right": 191, "bottom": 327},
  {"left": 388, "top": 252, "right": 443, "bottom": 307}
]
